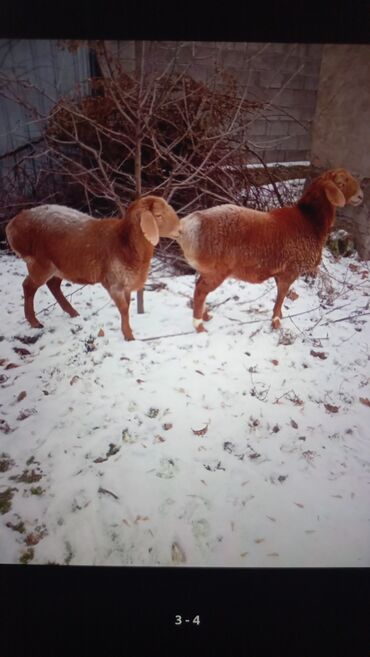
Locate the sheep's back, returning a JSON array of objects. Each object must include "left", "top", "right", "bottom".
[
  {"left": 180, "top": 204, "right": 326, "bottom": 278},
  {"left": 180, "top": 205, "right": 275, "bottom": 265},
  {"left": 7, "top": 206, "right": 119, "bottom": 283}
]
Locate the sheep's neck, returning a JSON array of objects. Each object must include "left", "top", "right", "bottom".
[
  {"left": 297, "top": 192, "right": 336, "bottom": 239},
  {"left": 117, "top": 217, "right": 154, "bottom": 264}
]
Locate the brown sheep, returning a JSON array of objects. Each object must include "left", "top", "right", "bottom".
[
  {"left": 177, "top": 168, "right": 363, "bottom": 332},
  {"left": 6, "top": 195, "right": 180, "bottom": 340}
]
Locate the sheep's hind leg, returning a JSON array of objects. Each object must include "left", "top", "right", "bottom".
[
  {"left": 46, "top": 277, "right": 79, "bottom": 318},
  {"left": 23, "top": 275, "right": 46, "bottom": 328},
  {"left": 23, "top": 259, "right": 57, "bottom": 328},
  {"left": 272, "top": 274, "right": 296, "bottom": 329},
  {"left": 193, "top": 273, "right": 225, "bottom": 333}
]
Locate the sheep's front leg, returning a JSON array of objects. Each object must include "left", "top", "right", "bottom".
[
  {"left": 193, "top": 273, "right": 225, "bottom": 333},
  {"left": 272, "top": 274, "right": 297, "bottom": 329},
  {"left": 105, "top": 284, "right": 134, "bottom": 341}
]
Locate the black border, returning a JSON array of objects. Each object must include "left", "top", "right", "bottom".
[
  {"left": 1, "top": 565, "right": 370, "bottom": 657},
  {"left": 0, "top": 1, "right": 370, "bottom": 656},
  {"left": 0, "top": 0, "right": 369, "bottom": 43}
]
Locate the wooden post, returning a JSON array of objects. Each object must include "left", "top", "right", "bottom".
[{"left": 135, "top": 40, "right": 145, "bottom": 314}]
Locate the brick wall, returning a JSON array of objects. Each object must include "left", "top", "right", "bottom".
[{"left": 111, "top": 41, "right": 323, "bottom": 164}]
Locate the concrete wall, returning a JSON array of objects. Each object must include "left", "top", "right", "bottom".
[
  {"left": 311, "top": 44, "right": 370, "bottom": 258},
  {"left": 0, "top": 39, "right": 91, "bottom": 186}
]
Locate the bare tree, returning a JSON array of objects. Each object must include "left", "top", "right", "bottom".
[{"left": 0, "top": 40, "right": 311, "bottom": 282}]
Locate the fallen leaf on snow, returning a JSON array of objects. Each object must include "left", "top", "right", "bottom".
[
  {"left": 5, "top": 363, "right": 19, "bottom": 370},
  {"left": 278, "top": 330, "right": 296, "bottom": 346},
  {"left": 122, "top": 428, "right": 135, "bottom": 443},
  {"left": 106, "top": 443, "right": 120, "bottom": 457},
  {"left": 171, "top": 542, "right": 186, "bottom": 563},
  {"left": 10, "top": 469, "right": 42, "bottom": 483},
  {"left": 267, "top": 552, "right": 279, "bottom": 557},
  {"left": 0, "top": 420, "right": 13, "bottom": 434},
  {"left": 147, "top": 407, "right": 159, "bottom": 418},
  {"left": 287, "top": 290, "right": 299, "bottom": 301},
  {"left": 271, "top": 359, "right": 279, "bottom": 366},
  {"left": 134, "top": 515, "right": 149, "bottom": 524},
  {"left": 15, "top": 334, "right": 41, "bottom": 345},
  {"left": 70, "top": 375, "right": 80, "bottom": 386},
  {"left": 162, "top": 423, "right": 173, "bottom": 431},
  {"left": 294, "top": 502, "right": 304, "bottom": 508},
  {"left": 203, "top": 461, "right": 225, "bottom": 472},
  {"left": 13, "top": 347, "right": 31, "bottom": 357},
  {"left": 192, "top": 424, "right": 209, "bottom": 436},
  {"left": 324, "top": 403, "right": 340, "bottom": 413},
  {"left": 0, "top": 456, "right": 15, "bottom": 472},
  {"left": 17, "top": 409, "right": 37, "bottom": 421},
  {"left": 97, "top": 328, "right": 105, "bottom": 337},
  {"left": 16, "top": 391, "right": 27, "bottom": 402},
  {"left": 254, "top": 538, "right": 265, "bottom": 544},
  {"left": 310, "top": 350, "right": 328, "bottom": 360},
  {"left": 195, "top": 370, "right": 205, "bottom": 376},
  {"left": 359, "top": 397, "right": 370, "bottom": 407},
  {"left": 223, "top": 441, "right": 234, "bottom": 453},
  {"left": 25, "top": 528, "right": 47, "bottom": 546}
]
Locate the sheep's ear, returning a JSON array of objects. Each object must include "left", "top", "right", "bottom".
[
  {"left": 324, "top": 181, "right": 346, "bottom": 207},
  {"left": 140, "top": 210, "right": 160, "bottom": 246}
]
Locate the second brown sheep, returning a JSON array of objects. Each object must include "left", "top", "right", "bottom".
[{"left": 177, "top": 168, "right": 363, "bottom": 332}]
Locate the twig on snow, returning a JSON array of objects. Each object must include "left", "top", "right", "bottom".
[
  {"left": 323, "top": 311, "right": 370, "bottom": 326},
  {"left": 139, "top": 330, "right": 195, "bottom": 341},
  {"left": 98, "top": 486, "right": 119, "bottom": 500}
]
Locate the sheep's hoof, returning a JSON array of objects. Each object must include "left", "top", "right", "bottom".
[
  {"left": 203, "top": 311, "right": 213, "bottom": 322},
  {"left": 272, "top": 317, "right": 281, "bottom": 330},
  {"left": 69, "top": 309, "right": 79, "bottom": 318},
  {"left": 29, "top": 319, "right": 44, "bottom": 329},
  {"left": 196, "top": 324, "right": 207, "bottom": 333}
]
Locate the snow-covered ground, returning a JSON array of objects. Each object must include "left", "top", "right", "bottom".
[{"left": 0, "top": 250, "right": 369, "bottom": 567}]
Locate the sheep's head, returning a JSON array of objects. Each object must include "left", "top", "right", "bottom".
[
  {"left": 322, "top": 169, "right": 363, "bottom": 207},
  {"left": 131, "top": 195, "right": 181, "bottom": 245}
]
